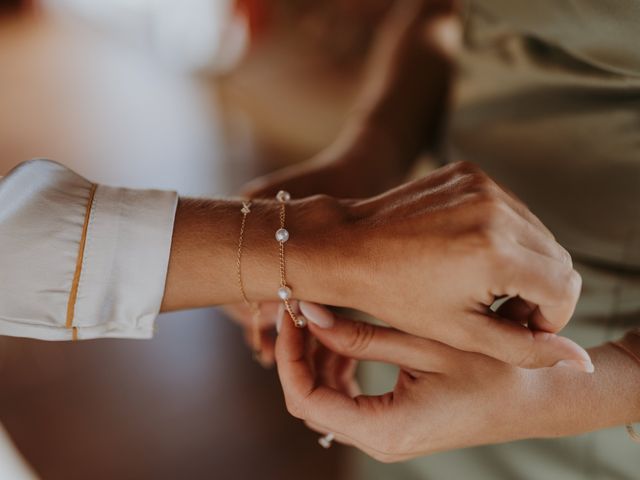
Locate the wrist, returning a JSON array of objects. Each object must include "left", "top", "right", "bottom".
[
  {"left": 243, "top": 194, "right": 356, "bottom": 308},
  {"left": 162, "top": 195, "right": 357, "bottom": 311},
  {"left": 530, "top": 343, "right": 640, "bottom": 439}
]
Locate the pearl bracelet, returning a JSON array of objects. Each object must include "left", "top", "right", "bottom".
[{"left": 275, "top": 190, "right": 307, "bottom": 328}]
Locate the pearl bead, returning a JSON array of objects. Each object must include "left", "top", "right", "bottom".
[
  {"left": 275, "top": 228, "right": 289, "bottom": 243},
  {"left": 294, "top": 316, "right": 307, "bottom": 328},
  {"left": 276, "top": 190, "right": 291, "bottom": 203},
  {"left": 277, "top": 286, "right": 292, "bottom": 300}
]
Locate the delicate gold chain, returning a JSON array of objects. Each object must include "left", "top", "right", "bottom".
[
  {"left": 278, "top": 200, "right": 287, "bottom": 287},
  {"left": 236, "top": 200, "right": 262, "bottom": 353},
  {"left": 275, "top": 191, "right": 306, "bottom": 328}
]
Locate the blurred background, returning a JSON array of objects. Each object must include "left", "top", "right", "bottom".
[{"left": 0, "top": 0, "right": 390, "bottom": 478}]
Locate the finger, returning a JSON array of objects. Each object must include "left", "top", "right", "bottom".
[
  {"left": 258, "top": 331, "right": 276, "bottom": 366},
  {"left": 314, "top": 345, "right": 361, "bottom": 397},
  {"left": 493, "top": 247, "right": 582, "bottom": 333},
  {"left": 275, "top": 314, "right": 386, "bottom": 441},
  {"left": 302, "top": 304, "right": 450, "bottom": 372},
  {"left": 495, "top": 296, "right": 535, "bottom": 326},
  {"left": 224, "top": 302, "right": 281, "bottom": 329},
  {"left": 335, "top": 355, "right": 361, "bottom": 398},
  {"left": 449, "top": 311, "right": 593, "bottom": 371},
  {"left": 507, "top": 207, "right": 572, "bottom": 266},
  {"left": 250, "top": 302, "right": 282, "bottom": 329},
  {"left": 241, "top": 327, "right": 275, "bottom": 367},
  {"left": 507, "top": 210, "right": 572, "bottom": 267}
]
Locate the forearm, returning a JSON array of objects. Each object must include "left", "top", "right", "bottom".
[
  {"left": 160, "top": 195, "right": 351, "bottom": 311},
  {"left": 346, "top": 0, "right": 456, "bottom": 174},
  {"left": 240, "top": 3, "right": 457, "bottom": 200}
]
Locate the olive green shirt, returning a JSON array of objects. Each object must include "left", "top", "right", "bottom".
[{"left": 355, "top": 1, "right": 640, "bottom": 478}]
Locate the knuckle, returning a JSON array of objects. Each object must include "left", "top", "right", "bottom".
[
  {"left": 452, "top": 160, "right": 481, "bottom": 176},
  {"left": 284, "top": 397, "right": 304, "bottom": 419},
  {"left": 458, "top": 164, "right": 495, "bottom": 193},
  {"left": 342, "top": 321, "right": 376, "bottom": 355},
  {"left": 512, "top": 332, "right": 539, "bottom": 368},
  {"left": 560, "top": 268, "right": 582, "bottom": 301},
  {"left": 562, "top": 248, "right": 574, "bottom": 268},
  {"left": 471, "top": 171, "right": 494, "bottom": 192}
]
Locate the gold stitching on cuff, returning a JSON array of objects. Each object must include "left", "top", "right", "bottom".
[{"left": 65, "top": 183, "right": 97, "bottom": 338}]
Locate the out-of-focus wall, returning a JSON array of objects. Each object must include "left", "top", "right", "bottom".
[{"left": 42, "top": 0, "right": 249, "bottom": 72}]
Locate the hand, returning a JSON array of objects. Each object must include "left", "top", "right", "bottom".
[
  {"left": 290, "top": 161, "right": 589, "bottom": 369},
  {"left": 223, "top": 302, "right": 281, "bottom": 367},
  {"left": 276, "top": 305, "right": 640, "bottom": 462}
]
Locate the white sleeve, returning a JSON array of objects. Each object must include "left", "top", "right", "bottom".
[
  {"left": 0, "top": 159, "right": 178, "bottom": 341},
  {"left": 0, "top": 425, "right": 37, "bottom": 480}
]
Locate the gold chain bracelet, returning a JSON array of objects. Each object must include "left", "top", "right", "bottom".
[
  {"left": 236, "top": 200, "right": 263, "bottom": 354},
  {"left": 275, "top": 190, "right": 307, "bottom": 328}
]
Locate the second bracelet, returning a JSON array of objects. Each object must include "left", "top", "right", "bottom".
[{"left": 274, "top": 190, "right": 307, "bottom": 328}]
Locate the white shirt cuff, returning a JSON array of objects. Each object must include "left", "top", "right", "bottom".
[{"left": 0, "top": 159, "right": 178, "bottom": 341}]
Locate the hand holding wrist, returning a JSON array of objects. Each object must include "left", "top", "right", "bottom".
[
  {"left": 328, "top": 161, "right": 589, "bottom": 369},
  {"left": 275, "top": 309, "right": 640, "bottom": 461}
]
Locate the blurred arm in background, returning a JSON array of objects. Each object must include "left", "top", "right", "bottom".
[{"left": 241, "top": 0, "right": 458, "bottom": 200}]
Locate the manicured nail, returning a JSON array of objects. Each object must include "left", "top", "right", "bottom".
[
  {"left": 299, "top": 302, "right": 335, "bottom": 329},
  {"left": 276, "top": 303, "right": 284, "bottom": 334},
  {"left": 554, "top": 359, "right": 595, "bottom": 373}
]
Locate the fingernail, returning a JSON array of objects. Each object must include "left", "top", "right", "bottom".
[
  {"left": 276, "top": 303, "right": 284, "bottom": 334},
  {"left": 553, "top": 359, "right": 595, "bottom": 373},
  {"left": 299, "top": 302, "right": 334, "bottom": 329}
]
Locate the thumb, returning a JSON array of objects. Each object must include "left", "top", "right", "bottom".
[
  {"left": 449, "top": 312, "right": 594, "bottom": 372},
  {"left": 300, "top": 302, "right": 449, "bottom": 372}
]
